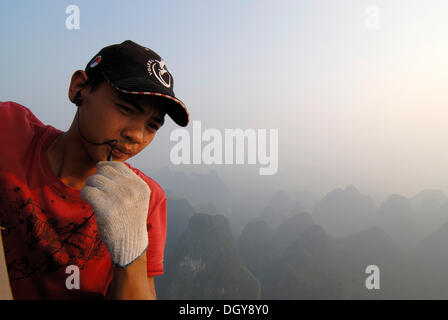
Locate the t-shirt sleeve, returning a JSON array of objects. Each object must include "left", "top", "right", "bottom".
[{"left": 146, "top": 194, "right": 167, "bottom": 277}]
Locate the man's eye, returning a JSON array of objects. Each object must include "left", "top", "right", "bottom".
[
  {"left": 148, "top": 123, "right": 159, "bottom": 131},
  {"left": 119, "top": 104, "right": 133, "bottom": 114}
]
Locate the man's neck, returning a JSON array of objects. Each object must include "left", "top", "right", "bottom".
[{"left": 46, "top": 130, "right": 97, "bottom": 190}]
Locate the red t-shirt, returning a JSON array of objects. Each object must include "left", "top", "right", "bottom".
[{"left": 0, "top": 101, "right": 167, "bottom": 299}]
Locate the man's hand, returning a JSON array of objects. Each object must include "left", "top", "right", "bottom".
[{"left": 81, "top": 161, "right": 150, "bottom": 267}]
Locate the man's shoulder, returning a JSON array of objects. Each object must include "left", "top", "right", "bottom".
[
  {"left": 1, "top": 101, "right": 31, "bottom": 111},
  {"left": 1, "top": 101, "right": 36, "bottom": 116},
  {"left": 0, "top": 101, "right": 45, "bottom": 129},
  {"left": 0, "top": 101, "right": 47, "bottom": 160},
  {"left": 124, "top": 162, "right": 167, "bottom": 203}
]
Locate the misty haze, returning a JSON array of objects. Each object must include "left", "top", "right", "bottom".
[
  {"left": 151, "top": 166, "right": 448, "bottom": 299},
  {"left": 2, "top": 0, "right": 448, "bottom": 300}
]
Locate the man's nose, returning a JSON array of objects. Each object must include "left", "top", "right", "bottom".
[{"left": 122, "top": 122, "right": 145, "bottom": 144}]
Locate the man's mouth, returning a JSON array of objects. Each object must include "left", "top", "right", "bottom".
[{"left": 111, "top": 146, "right": 133, "bottom": 159}]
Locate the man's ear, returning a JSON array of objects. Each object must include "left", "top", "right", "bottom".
[{"left": 68, "top": 70, "right": 89, "bottom": 103}]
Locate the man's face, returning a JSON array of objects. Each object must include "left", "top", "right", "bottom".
[{"left": 77, "top": 80, "right": 166, "bottom": 163}]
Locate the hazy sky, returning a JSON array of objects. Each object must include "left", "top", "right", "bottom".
[{"left": 1, "top": 0, "right": 447, "bottom": 199}]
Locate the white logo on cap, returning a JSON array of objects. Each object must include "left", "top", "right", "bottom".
[{"left": 147, "top": 59, "right": 172, "bottom": 88}]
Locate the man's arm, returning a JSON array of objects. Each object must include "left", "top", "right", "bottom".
[
  {"left": 80, "top": 161, "right": 163, "bottom": 300},
  {"left": 109, "top": 253, "right": 156, "bottom": 300},
  {"left": 147, "top": 276, "right": 157, "bottom": 299}
]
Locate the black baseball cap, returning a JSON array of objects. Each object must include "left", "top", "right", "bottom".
[{"left": 85, "top": 40, "right": 189, "bottom": 127}]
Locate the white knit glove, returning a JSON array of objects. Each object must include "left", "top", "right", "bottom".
[{"left": 80, "top": 161, "right": 151, "bottom": 267}]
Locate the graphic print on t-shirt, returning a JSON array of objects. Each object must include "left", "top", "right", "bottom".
[{"left": 0, "top": 182, "right": 108, "bottom": 282}]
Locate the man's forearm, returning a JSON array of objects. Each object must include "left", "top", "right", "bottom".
[{"left": 110, "top": 253, "right": 155, "bottom": 300}]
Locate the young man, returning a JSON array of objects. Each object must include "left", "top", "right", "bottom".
[{"left": 0, "top": 40, "right": 189, "bottom": 299}]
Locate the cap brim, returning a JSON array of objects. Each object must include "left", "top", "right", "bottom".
[{"left": 161, "top": 97, "right": 190, "bottom": 127}]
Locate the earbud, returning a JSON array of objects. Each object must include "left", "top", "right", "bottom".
[{"left": 73, "top": 91, "right": 82, "bottom": 107}]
